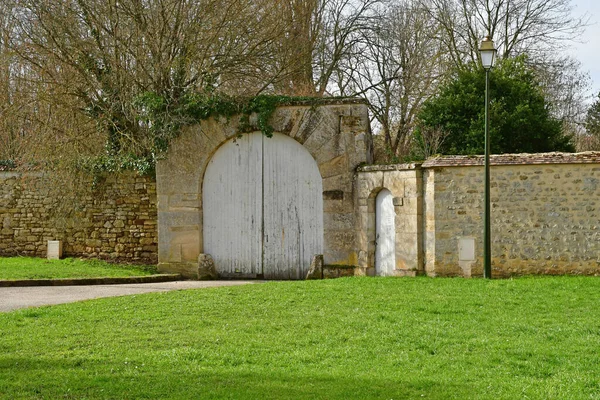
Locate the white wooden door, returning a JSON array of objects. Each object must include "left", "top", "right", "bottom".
[
  {"left": 375, "top": 189, "right": 396, "bottom": 276},
  {"left": 203, "top": 132, "right": 323, "bottom": 279},
  {"left": 262, "top": 134, "right": 323, "bottom": 279},
  {"left": 203, "top": 133, "right": 263, "bottom": 278}
]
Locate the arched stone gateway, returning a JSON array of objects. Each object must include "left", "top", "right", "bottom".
[
  {"left": 156, "top": 100, "right": 373, "bottom": 279},
  {"left": 202, "top": 132, "right": 323, "bottom": 279}
]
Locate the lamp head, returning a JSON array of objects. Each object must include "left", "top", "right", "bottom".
[{"left": 479, "top": 36, "right": 497, "bottom": 70}]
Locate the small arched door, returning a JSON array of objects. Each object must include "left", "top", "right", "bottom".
[
  {"left": 203, "top": 132, "right": 323, "bottom": 279},
  {"left": 375, "top": 189, "right": 396, "bottom": 276}
]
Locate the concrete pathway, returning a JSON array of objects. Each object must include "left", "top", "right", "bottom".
[{"left": 0, "top": 280, "right": 261, "bottom": 312}]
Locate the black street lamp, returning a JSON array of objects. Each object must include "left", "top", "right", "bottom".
[{"left": 479, "top": 36, "right": 497, "bottom": 279}]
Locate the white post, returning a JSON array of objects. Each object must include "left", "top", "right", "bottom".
[{"left": 47, "top": 240, "right": 63, "bottom": 260}]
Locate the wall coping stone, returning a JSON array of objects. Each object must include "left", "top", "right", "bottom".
[
  {"left": 358, "top": 163, "right": 422, "bottom": 172},
  {"left": 421, "top": 151, "right": 600, "bottom": 168}
]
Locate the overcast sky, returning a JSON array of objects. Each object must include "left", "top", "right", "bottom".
[{"left": 571, "top": 0, "right": 600, "bottom": 100}]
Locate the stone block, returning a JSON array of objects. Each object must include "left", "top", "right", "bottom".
[
  {"left": 47, "top": 240, "right": 63, "bottom": 260},
  {"left": 323, "top": 212, "right": 355, "bottom": 231},
  {"left": 271, "top": 106, "right": 306, "bottom": 136},
  {"left": 323, "top": 197, "right": 353, "bottom": 214},
  {"left": 314, "top": 136, "right": 346, "bottom": 164},
  {"left": 340, "top": 115, "right": 363, "bottom": 133},
  {"left": 324, "top": 249, "right": 358, "bottom": 266},
  {"left": 397, "top": 214, "right": 420, "bottom": 233},
  {"left": 402, "top": 197, "right": 423, "bottom": 215},
  {"left": 158, "top": 261, "right": 197, "bottom": 279},
  {"left": 322, "top": 265, "right": 356, "bottom": 279},
  {"left": 297, "top": 107, "right": 339, "bottom": 151},
  {"left": 318, "top": 156, "right": 348, "bottom": 179},
  {"left": 169, "top": 193, "right": 201, "bottom": 210},
  {"left": 306, "top": 254, "right": 324, "bottom": 280},
  {"left": 198, "top": 253, "right": 217, "bottom": 280},
  {"left": 322, "top": 174, "right": 352, "bottom": 192},
  {"left": 323, "top": 190, "right": 344, "bottom": 200},
  {"left": 383, "top": 172, "right": 405, "bottom": 195},
  {"left": 357, "top": 171, "right": 384, "bottom": 196},
  {"left": 358, "top": 250, "right": 368, "bottom": 269},
  {"left": 324, "top": 230, "right": 356, "bottom": 251},
  {"left": 404, "top": 179, "right": 421, "bottom": 198}
]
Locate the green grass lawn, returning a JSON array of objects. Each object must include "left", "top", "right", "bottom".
[
  {"left": 1, "top": 277, "right": 599, "bottom": 399},
  {"left": 0, "top": 257, "right": 158, "bottom": 280}
]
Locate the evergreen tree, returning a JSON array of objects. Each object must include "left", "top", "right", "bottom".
[
  {"left": 585, "top": 92, "right": 600, "bottom": 137},
  {"left": 416, "top": 56, "right": 574, "bottom": 156}
]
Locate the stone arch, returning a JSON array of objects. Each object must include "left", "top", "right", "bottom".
[
  {"left": 356, "top": 165, "right": 424, "bottom": 277},
  {"left": 156, "top": 100, "right": 372, "bottom": 278}
]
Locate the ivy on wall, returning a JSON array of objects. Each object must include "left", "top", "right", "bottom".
[{"left": 85, "top": 94, "right": 329, "bottom": 175}]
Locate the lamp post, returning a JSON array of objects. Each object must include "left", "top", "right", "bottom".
[{"left": 479, "top": 36, "right": 497, "bottom": 279}]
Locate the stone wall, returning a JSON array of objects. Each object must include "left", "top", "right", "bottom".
[
  {"left": 0, "top": 172, "right": 157, "bottom": 263},
  {"left": 356, "top": 152, "right": 599, "bottom": 277},
  {"left": 422, "top": 153, "right": 600, "bottom": 276},
  {"left": 2, "top": 140, "right": 596, "bottom": 278}
]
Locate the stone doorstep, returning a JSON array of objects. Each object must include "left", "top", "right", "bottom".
[{"left": 0, "top": 273, "right": 183, "bottom": 287}]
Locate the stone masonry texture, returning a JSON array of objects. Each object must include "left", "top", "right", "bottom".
[
  {"left": 156, "top": 100, "right": 372, "bottom": 278},
  {"left": 355, "top": 164, "right": 423, "bottom": 276},
  {"left": 358, "top": 152, "right": 600, "bottom": 277},
  {"left": 0, "top": 172, "right": 157, "bottom": 263},
  {"left": 422, "top": 152, "right": 600, "bottom": 277}
]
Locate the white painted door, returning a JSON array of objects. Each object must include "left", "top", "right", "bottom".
[
  {"left": 203, "top": 132, "right": 323, "bottom": 279},
  {"left": 263, "top": 134, "right": 323, "bottom": 279},
  {"left": 375, "top": 189, "right": 396, "bottom": 276},
  {"left": 203, "top": 133, "right": 263, "bottom": 278}
]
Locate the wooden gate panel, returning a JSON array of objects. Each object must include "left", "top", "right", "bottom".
[
  {"left": 262, "top": 134, "right": 323, "bottom": 279},
  {"left": 204, "top": 133, "right": 323, "bottom": 279},
  {"left": 203, "top": 134, "right": 263, "bottom": 277}
]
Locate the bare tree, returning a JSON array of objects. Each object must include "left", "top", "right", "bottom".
[
  {"left": 8, "top": 0, "right": 292, "bottom": 159},
  {"left": 0, "top": 0, "right": 28, "bottom": 160},
  {"left": 421, "top": 0, "right": 588, "bottom": 69},
  {"left": 313, "top": 0, "right": 382, "bottom": 96},
  {"left": 338, "top": 0, "right": 444, "bottom": 160},
  {"left": 4, "top": 0, "right": 385, "bottom": 163},
  {"left": 536, "top": 54, "right": 591, "bottom": 145},
  {"left": 272, "top": 0, "right": 382, "bottom": 96},
  {"left": 411, "top": 124, "right": 449, "bottom": 159}
]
